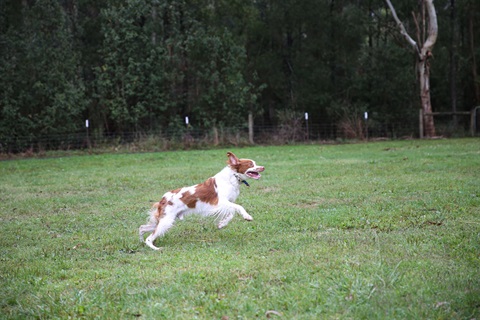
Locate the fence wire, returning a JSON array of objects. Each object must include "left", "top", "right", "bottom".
[{"left": 0, "top": 119, "right": 476, "bottom": 154}]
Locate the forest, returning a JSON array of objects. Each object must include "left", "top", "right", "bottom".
[{"left": 1, "top": 0, "right": 479, "bottom": 151}]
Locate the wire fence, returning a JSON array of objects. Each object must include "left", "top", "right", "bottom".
[{"left": 1, "top": 117, "right": 477, "bottom": 154}]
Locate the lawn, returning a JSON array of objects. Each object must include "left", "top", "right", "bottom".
[{"left": 1, "top": 139, "right": 479, "bottom": 319}]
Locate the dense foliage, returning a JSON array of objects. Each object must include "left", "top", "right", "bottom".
[{"left": 1, "top": 0, "right": 479, "bottom": 145}]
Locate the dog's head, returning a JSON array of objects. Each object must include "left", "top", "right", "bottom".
[{"left": 227, "top": 151, "right": 265, "bottom": 180}]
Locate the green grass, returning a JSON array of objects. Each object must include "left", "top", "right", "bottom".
[{"left": 1, "top": 139, "right": 479, "bottom": 319}]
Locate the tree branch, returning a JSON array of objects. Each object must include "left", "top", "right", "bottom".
[
  {"left": 421, "top": 0, "right": 438, "bottom": 56},
  {"left": 412, "top": 11, "right": 421, "bottom": 47},
  {"left": 385, "top": 0, "right": 419, "bottom": 54}
]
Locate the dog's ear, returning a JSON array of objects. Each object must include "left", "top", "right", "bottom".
[{"left": 227, "top": 152, "right": 239, "bottom": 166}]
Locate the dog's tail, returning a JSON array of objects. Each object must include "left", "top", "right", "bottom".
[{"left": 147, "top": 197, "right": 167, "bottom": 225}]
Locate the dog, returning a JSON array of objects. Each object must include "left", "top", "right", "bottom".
[{"left": 139, "top": 151, "right": 265, "bottom": 250}]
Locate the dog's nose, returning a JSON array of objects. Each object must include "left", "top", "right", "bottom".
[{"left": 257, "top": 166, "right": 265, "bottom": 172}]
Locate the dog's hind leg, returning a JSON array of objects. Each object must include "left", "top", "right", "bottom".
[
  {"left": 140, "top": 197, "right": 175, "bottom": 250},
  {"left": 145, "top": 210, "right": 176, "bottom": 250},
  {"left": 139, "top": 224, "right": 156, "bottom": 242},
  {"left": 138, "top": 201, "right": 163, "bottom": 242}
]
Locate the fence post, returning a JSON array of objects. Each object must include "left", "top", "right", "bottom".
[
  {"left": 304, "top": 112, "right": 309, "bottom": 141},
  {"left": 471, "top": 109, "right": 475, "bottom": 137},
  {"left": 364, "top": 112, "right": 368, "bottom": 140},
  {"left": 213, "top": 127, "right": 219, "bottom": 146},
  {"left": 472, "top": 106, "right": 480, "bottom": 137},
  {"left": 85, "top": 119, "right": 91, "bottom": 149},
  {"left": 419, "top": 109, "right": 424, "bottom": 139}
]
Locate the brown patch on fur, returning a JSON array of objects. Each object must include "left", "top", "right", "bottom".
[
  {"left": 153, "top": 197, "right": 168, "bottom": 221},
  {"left": 196, "top": 177, "right": 219, "bottom": 205},
  {"left": 227, "top": 151, "right": 254, "bottom": 174},
  {"left": 180, "top": 191, "right": 197, "bottom": 208},
  {"left": 172, "top": 188, "right": 182, "bottom": 194},
  {"left": 179, "top": 177, "right": 219, "bottom": 208},
  {"left": 226, "top": 151, "right": 238, "bottom": 166},
  {"left": 237, "top": 159, "right": 254, "bottom": 174},
  {"left": 229, "top": 159, "right": 254, "bottom": 174}
]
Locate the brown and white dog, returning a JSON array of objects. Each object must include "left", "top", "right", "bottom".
[{"left": 139, "top": 151, "right": 265, "bottom": 250}]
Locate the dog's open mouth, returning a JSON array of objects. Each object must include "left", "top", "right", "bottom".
[{"left": 246, "top": 171, "right": 261, "bottom": 179}]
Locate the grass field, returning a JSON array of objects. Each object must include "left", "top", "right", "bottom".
[{"left": 1, "top": 139, "right": 479, "bottom": 319}]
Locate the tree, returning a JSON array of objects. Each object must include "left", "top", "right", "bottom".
[
  {"left": 385, "top": 0, "right": 438, "bottom": 137},
  {"left": 467, "top": 0, "right": 480, "bottom": 105},
  {"left": 0, "top": 0, "right": 86, "bottom": 151}
]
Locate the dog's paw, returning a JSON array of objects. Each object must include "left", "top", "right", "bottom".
[
  {"left": 218, "top": 222, "right": 228, "bottom": 229},
  {"left": 147, "top": 244, "right": 163, "bottom": 251},
  {"left": 145, "top": 239, "right": 163, "bottom": 251},
  {"left": 243, "top": 214, "right": 253, "bottom": 221}
]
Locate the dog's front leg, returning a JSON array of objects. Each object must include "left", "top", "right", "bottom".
[
  {"left": 234, "top": 203, "right": 253, "bottom": 221},
  {"left": 217, "top": 202, "right": 253, "bottom": 229},
  {"left": 218, "top": 213, "right": 234, "bottom": 229}
]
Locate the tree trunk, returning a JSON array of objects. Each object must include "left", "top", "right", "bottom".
[
  {"left": 418, "top": 58, "right": 436, "bottom": 136},
  {"left": 469, "top": 3, "right": 480, "bottom": 104},
  {"left": 449, "top": 0, "right": 457, "bottom": 128},
  {"left": 385, "top": 0, "right": 438, "bottom": 137},
  {"left": 248, "top": 113, "right": 254, "bottom": 144}
]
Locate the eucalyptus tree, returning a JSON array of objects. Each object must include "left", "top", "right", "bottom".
[{"left": 385, "top": 0, "right": 438, "bottom": 137}]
